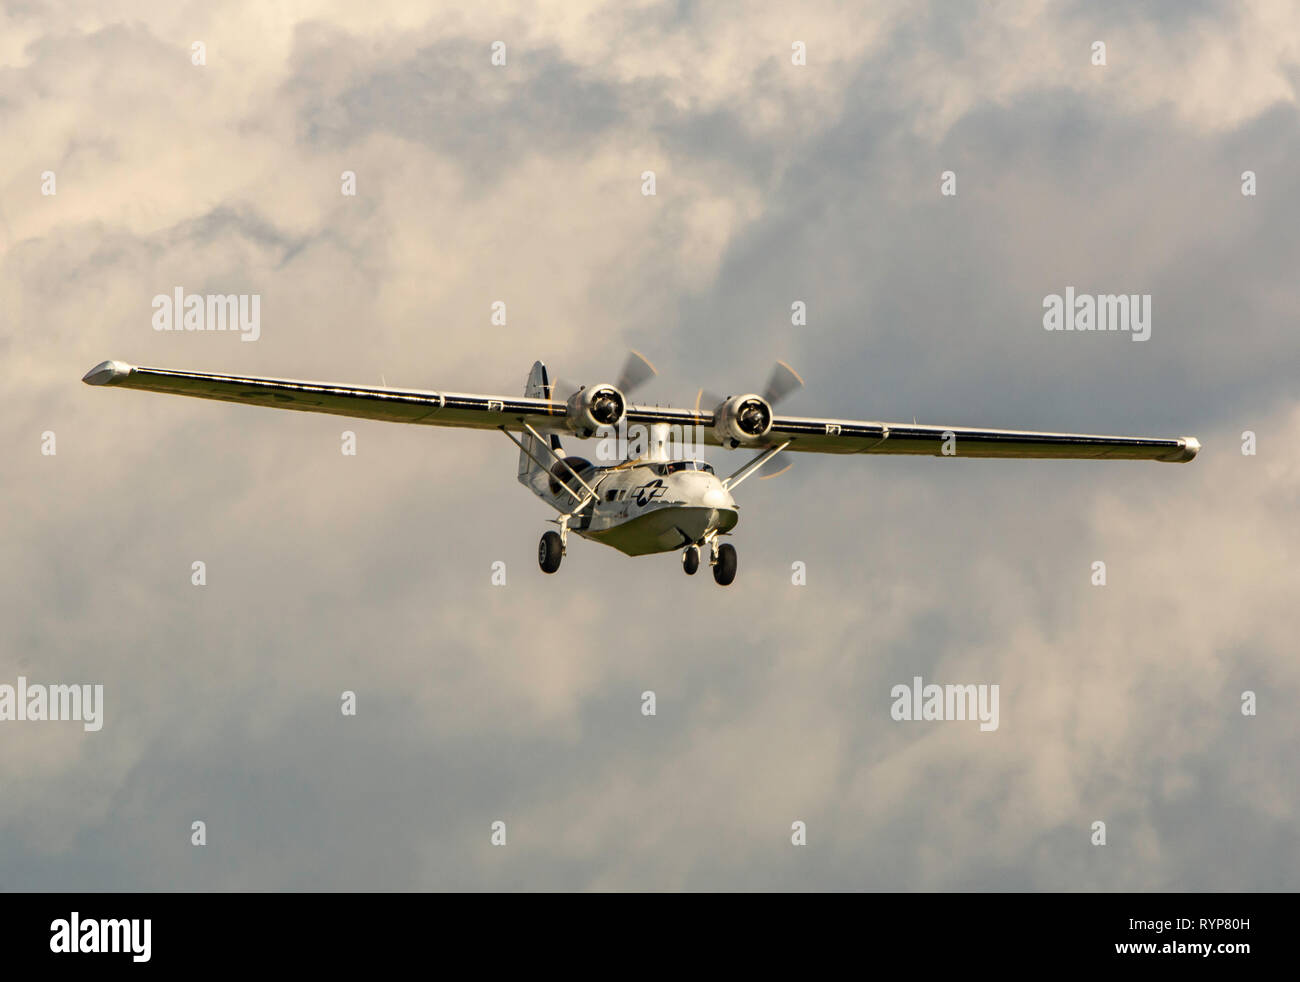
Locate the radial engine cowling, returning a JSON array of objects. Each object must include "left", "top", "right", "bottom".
[
  {"left": 713, "top": 394, "right": 773, "bottom": 447},
  {"left": 565, "top": 384, "right": 626, "bottom": 437}
]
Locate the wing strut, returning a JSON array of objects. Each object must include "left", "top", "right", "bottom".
[
  {"left": 722, "top": 441, "right": 791, "bottom": 491},
  {"left": 501, "top": 423, "right": 602, "bottom": 556},
  {"left": 498, "top": 425, "right": 599, "bottom": 505}
]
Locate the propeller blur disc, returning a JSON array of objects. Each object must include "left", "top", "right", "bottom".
[
  {"left": 762, "top": 360, "right": 804, "bottom": 406},
  {"left": 617, "top": 350, "right": 658, "bottom": 395}
]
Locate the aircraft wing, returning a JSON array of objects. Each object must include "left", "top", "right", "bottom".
[
  {"left": 621, "top": 403, "right": 1198, "bottom": 462},
  {"left": 83, "top": 360, "right": 1198, "bottom": 462},
  {"left": 81, "top": 360, "right": 567, "bottom": 432},
  {"left": 761, "top": 414, "right": 1200, "bottom": 461}
]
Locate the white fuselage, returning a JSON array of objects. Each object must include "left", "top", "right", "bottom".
[{"left": 572, "top": 460, "right": 739, "bottom": 556}]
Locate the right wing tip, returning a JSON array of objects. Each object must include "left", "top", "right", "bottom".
[
  {"left": 82, "top": 360, "right": 133, "bottom": 386},
  {"left": 1162, "top": 436, "right": 1200, "bottom": 462}
]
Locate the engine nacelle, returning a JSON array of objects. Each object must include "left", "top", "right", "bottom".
[
  {"left": 565, "top": 384, "right": 626, "bottom": 437},
  {"left": 712, "top": 393, "right": 773, "bottom": 447}
]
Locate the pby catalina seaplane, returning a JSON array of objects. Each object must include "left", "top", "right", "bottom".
[{"left": 82, "top": 352, "right": 1199, "bottom": 586}]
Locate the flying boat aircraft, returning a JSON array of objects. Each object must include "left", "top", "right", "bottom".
[{"left": 82, "top": 352, "right": 1199, "bottom": 585}]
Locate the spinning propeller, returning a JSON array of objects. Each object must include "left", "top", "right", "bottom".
[
  {"left": 550, "top": 350, "right": 658, "bottom": 404},
  {"left": 695, "top": 360, "right": 804, "bottom": 416},
  {"left": 696, "top": 361, "right": 804, "bottom": 479}
]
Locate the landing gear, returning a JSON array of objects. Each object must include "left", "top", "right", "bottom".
[
  {"left": 712, "top": 542, "right": 737, "bottom": 586},
  {"left": 538, "top": 530, "right": 563, "bottom": 573},
  {"left": 696, "top": 533, "right": 737, "bottom": 586},
  {"left": 682, "top": 545, "right": 700, "bottom": 575}
]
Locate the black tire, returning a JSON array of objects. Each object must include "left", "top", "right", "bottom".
[
  {"left": 682, "top": 545, "right": 700, "bottom": 575},
  {"left": 538, "top": 531, "right": 563, "bottom": 573},
  {"left": 712, "top": 543, "right": 737, "bottom": 586}
]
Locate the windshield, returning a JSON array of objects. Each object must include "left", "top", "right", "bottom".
[{"left": 661, "top": 461, "right": 714, "bottom": 475}]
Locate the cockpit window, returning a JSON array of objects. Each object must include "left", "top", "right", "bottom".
[{"left": 662, "top": 461, "right": 714, "bottom": 475}]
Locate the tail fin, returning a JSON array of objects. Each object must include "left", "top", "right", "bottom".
[{"left": 517, "top": 361, "right": 565, "bottom": 500}]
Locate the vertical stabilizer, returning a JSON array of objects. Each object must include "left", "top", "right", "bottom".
[{"left": 517, "top": 361, "right": 565, "bottom": 504}]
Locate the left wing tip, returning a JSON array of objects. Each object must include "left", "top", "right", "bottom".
[{"left": 82, "top": 360, "right": 133, "bottom": 385}]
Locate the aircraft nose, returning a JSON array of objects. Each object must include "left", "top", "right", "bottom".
[{"left": 702, "top": 487, "right": 732, "bottom": 509}]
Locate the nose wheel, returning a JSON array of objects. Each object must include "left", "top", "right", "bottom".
[
  {"left": 711, "top": 542, "right": 737, "bottom": 586},
  {"left": 693, "top": 535, "right": 736, "bottom": 586},
  {"left": 538, "top": 530, "right": 563, "bottom": 573}
]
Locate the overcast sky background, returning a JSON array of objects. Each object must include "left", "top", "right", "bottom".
[{"left": 1, "top": 1, "right": 1297, "bottom": 890}]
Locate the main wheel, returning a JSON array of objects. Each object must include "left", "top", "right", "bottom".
[
  {"left": 712, "top": 542, "right": 737, "bottom": 586},
  {"left": 682, "top": 545, "right": 700, "bottom": 575},
  {"left": 538, "top": 531, "right": 563, "bottom": 573}
]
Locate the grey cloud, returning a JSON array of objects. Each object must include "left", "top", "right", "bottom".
[{"left": 1, "top": 1, "right": 1297, "bottom": 892}]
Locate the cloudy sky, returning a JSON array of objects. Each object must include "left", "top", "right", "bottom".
[{"left": 2, "top": 0, "right": 1297, "bottom": 890}]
